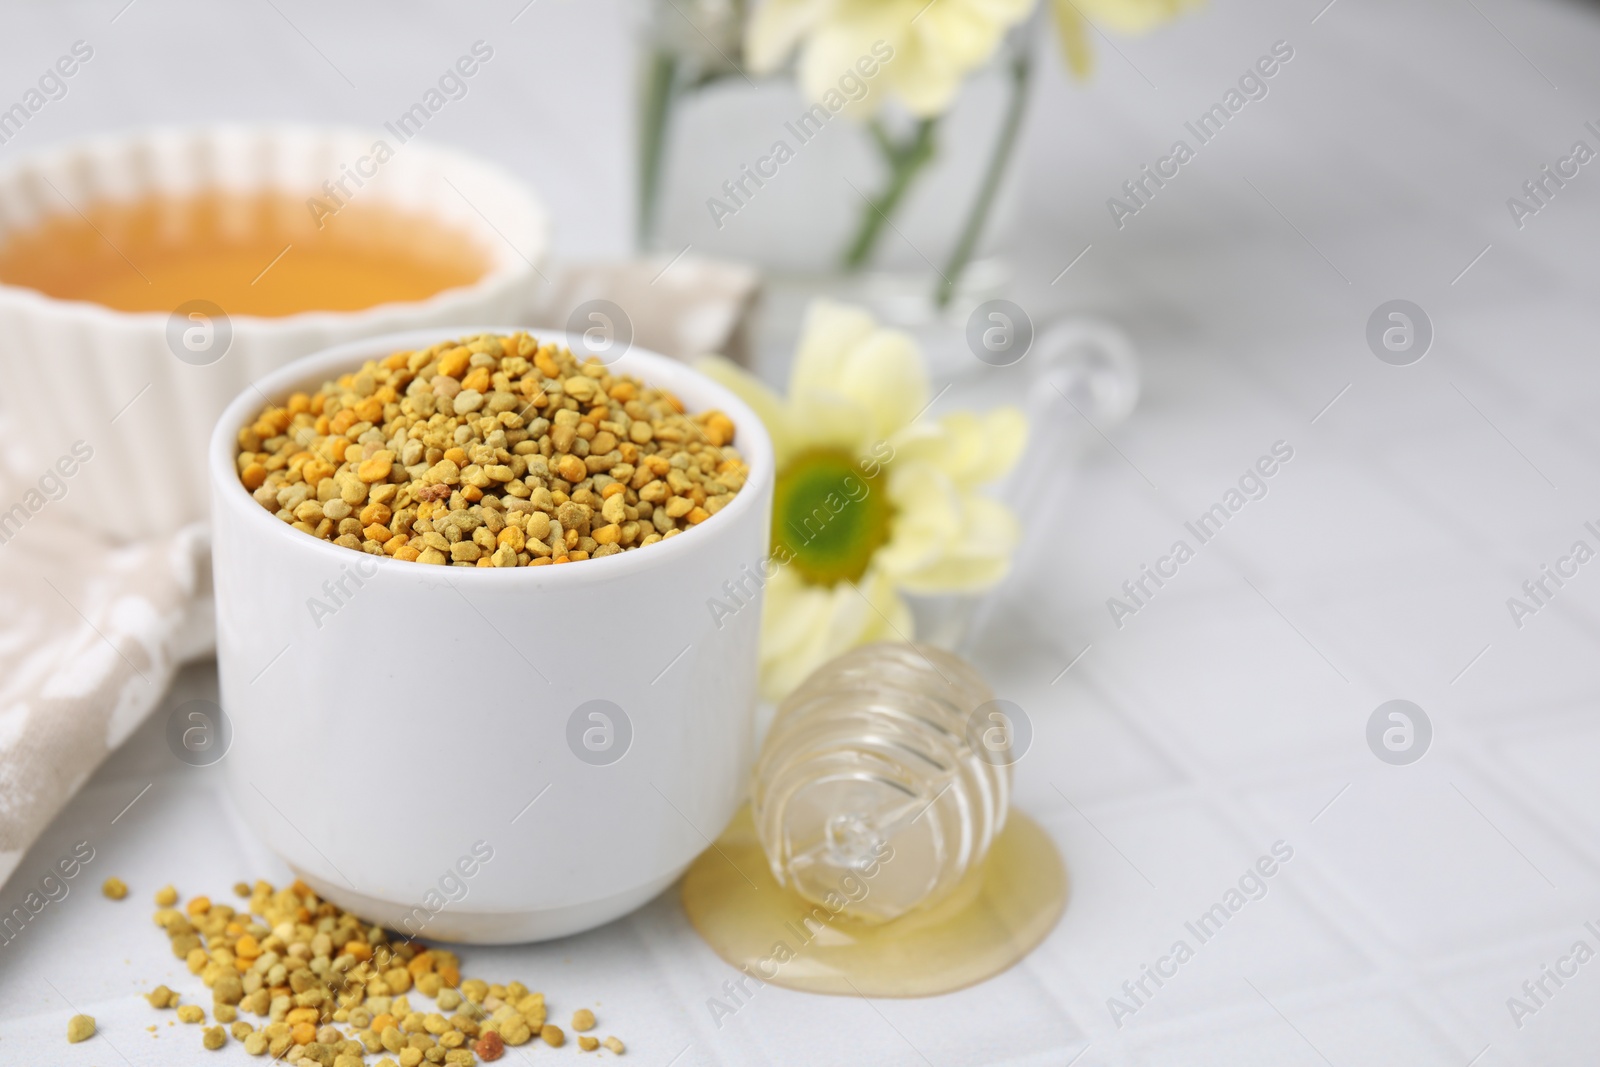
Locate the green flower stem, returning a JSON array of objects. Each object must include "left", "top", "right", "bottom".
[
  {"left": 935, "top": 43, "right": 1034, "bottom": 308},
  {"left": 637, "top": 46, "right": 680, "bottom": 248},
  {"left": 842, "top": 117, "right": 939, "bottom": 270}
]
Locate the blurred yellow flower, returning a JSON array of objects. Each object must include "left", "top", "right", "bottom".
[
  {"left": 1050, "top": 0, "right": 1203, "bottom": 78},
  {"left": 700, "top": 300, "right": 1026, "bottom": 700},
  {"left": 744, "top": 0, "right": 1200, "bottom": 114},
  {"left": 745, "top": 0, "right": 1035, "bottom": 117}
]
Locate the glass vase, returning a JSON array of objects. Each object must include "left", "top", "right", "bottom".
[{"left": 637, "top": 4, "right": 1037, "bottom": 328}]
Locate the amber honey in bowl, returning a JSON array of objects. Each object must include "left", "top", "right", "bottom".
[{"left": 0, "top": 191, "right": 488, "bottom": 316}]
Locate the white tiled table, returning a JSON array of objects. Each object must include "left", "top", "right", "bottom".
[{"left": 4, "top": 0, "right": 1600, "bottom": 1063}]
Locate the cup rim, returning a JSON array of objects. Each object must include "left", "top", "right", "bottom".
[
  {"left": 210, "top": 326, "right": 775, "bottom": 586},
  {"left": 0, "top": 123, "right": 547, "bottom": 332}
]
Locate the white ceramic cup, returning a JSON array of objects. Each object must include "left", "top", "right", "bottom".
[
  {"left": 0, "top": 125, "right": 548, "bottom": 541},
  {"left": 209, "top": 328, "right": 773, "bottom": 942}
]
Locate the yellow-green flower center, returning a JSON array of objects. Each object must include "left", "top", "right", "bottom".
[{"left": 771, "top": 449, "right": 891, "bottom": 586}]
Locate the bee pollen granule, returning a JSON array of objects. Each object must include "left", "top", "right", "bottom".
[
  {"left": 237, "top": 332, "right": 749, "bottom": 569},
  {"left": 137, "top": 878, "right": 625, "bottom": 1061}
]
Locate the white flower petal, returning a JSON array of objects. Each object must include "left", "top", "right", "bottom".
[
  {"left": 785, "top": 300, "right": 929, "bottom": 449},
  {"left": 882, "top": 405, "right": 1027, "bottom": 489},
  {"left": 973, "top": 0, "right": 1041, "bottom": 18},
  {"left": 895, "top": 550, "right": 1013, "bottom": 593},
  {"left": 760, "top": 567, "right": 833, "bottom": 660},
  {"left": 759, "top": 565, "right": 909, "bottom": 701},
  {"left": 882, "top": 32, "right": 966, "bottom": 117},
  {"left": 980, "top": 406, "right": 1029, "bottom": 482},
  {"left": 884, "top": 418, "right": 952, "bottom": 465},
  {"left": 839, "top": 328, "right": 930, "bottom": 444},
  {"left": 760, "top": 574, "right": 854, "bottom": 700},
  {"left": 875, "top": 461, "right": 964, "bottom": 578},
  {"left": 927, "top": 411, "right": 983, "bottom": 481},
  {"left": 789, "top": 299, "right": 878, "bottom": 395},
  {"left": 1050, "top": 0, "right": 1096, "bottom": 78},
  {"left": 928, "top": 406, "right": 1028, "bottom": 487},
  {"left": 878, "top": 455, "right": 1023, "bottom": 594},
  {"left": 796, "top": 15, "right": 908, "bottom": 116},
  {"left": 916, "top": 2, "right": 1013, "bottom": 70},
  {"left": 1073, "top": 0, "right": 1200, "bottom": 35},
  {"left": 788, "top": 391, "right": 877, "bottom": 456},
  {"left": 696, "top": 355, "right": 801, "bottom": 468},
  {"left": 759, "top": 0, "right": 1040, "bottom": 118},
  {"left": 894, "top": 495, "right": 1021, "bottom": 593},
  {"left": 745, "top": 0, "right": 830, "bottom": 73}
]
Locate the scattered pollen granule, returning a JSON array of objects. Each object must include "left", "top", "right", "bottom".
[{"left": 138, "top": 878, "right": 625, "bottom": 1061}]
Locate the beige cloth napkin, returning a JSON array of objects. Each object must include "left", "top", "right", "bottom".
[
  {"left": 0, "top": 257, "right": 760, "bottom": 890},
  {"left": 0, "top": 510, "right": 210, "bottom": 888}
]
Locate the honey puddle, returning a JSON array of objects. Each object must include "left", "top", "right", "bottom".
[
  {"left": 0, "top": 191, "right": 487, "bottom": 316},
  {"left": 681, "top": 806, "right": 1067, "bottom": 998}
]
